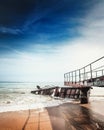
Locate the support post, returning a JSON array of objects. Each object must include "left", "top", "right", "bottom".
[{"left": 80, "top": 87, "right": 91, "bottom": 104}]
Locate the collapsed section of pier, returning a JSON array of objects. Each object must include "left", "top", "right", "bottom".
[{"left": 31, "top": 56, "right": 104, "bottom": 104}]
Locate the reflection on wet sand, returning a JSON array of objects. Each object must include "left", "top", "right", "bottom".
[{"left": 47, "top": 102, "right": 104, "bottom": 130}]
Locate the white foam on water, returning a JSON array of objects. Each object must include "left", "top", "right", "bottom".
[
  {"left": 0, "top": 83, "right": 104, "bottom": 113},
  {"left": 0, "top": 95, "right": 73, "bottom": 113},
  {"left": 0, "top": 82, "right": 65, "bottom": 113}
]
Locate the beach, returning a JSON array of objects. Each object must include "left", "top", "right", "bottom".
[
  {"left": 0, "top": 83, "right": 104, "bottom": 130},
  {"left": 0, "top": 100, "right": 104, "bottom": 130}
]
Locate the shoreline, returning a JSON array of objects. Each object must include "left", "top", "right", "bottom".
[
  {"left": 0, "top": 97, "right": 104, "bottom": 114},
  {"left": 0, "top": 100, "right": 104, "bottom": 130}
]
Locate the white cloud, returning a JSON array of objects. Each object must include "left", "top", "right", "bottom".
[{"left": 1, "top": 38, "right": 103, "bottom": 82}]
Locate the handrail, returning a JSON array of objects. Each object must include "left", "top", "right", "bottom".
[
  {"left": 64, "top": 56, "right": 104, "bottom": 74},
  {"left": 64, "top": 56, "right": 104, "bottom": 87}
]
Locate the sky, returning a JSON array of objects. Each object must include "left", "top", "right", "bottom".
[{"left": 0, "top": 0, "right": 104, "bottom": 82}]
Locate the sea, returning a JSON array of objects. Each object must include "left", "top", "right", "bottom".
[{"left": 0, "top": 82, "right": 104, "bottom": 113}]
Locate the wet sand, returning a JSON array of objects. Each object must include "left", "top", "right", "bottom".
[{"left": 0, "top": 100, "right": 104, "bottom": 130}]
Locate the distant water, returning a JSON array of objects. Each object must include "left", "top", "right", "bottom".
[{"left": 0, "top": 82, "right": 104, "bottom": 113}]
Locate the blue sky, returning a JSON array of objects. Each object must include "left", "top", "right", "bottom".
[{"left": 0, "top": 0, "right": 104, "bottom": 82}]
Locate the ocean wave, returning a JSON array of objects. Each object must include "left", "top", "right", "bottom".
[
  {"left": 0, "top": 82, "right": 104, "bottom": 113},
  {"left": 0, "top": 95, "right": 73, "bottom": 113}
]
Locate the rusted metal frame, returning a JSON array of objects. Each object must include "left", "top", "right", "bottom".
[
  {"left": 74, "top": 89, "right": 80, "bottom": 99},
  {"left": 64, "top": 73, "right": 68, "bottom": 85},
  {"left": 90, "top": 64, "right": 93, "bottom": 80},
  {"left": 66, "top": 72, "right": 70, "bottom": 85},
  {"left": 75, "top": 71, "right": 79, "bottom": 84},
  {"left": 69, "top": 89, "right": 72, "bottom": 98},
  {"left": 66, "top": 74, "right": 68, "bottom": 85},
  {"left": 79, "top": 69, "right": 81, "bottom": 85},
  {"left": 69, "top": 72, "right": 72, "bottom": 84},
  {"left": 72, "top": 71, "right": 73, "bottom": 84},
  {"left": 64, "top": 73, "right": 65, "bottom": 82},
  {"left": 64, "top": 74, "right": 66, "bottom": 85},
  {"left": 83, "top": 67, "right": 86, "bottom": 81},
  {"left": 72, "top": 71, "right": 76, "bottom": 84},
  {"left": 66, "top": 89, "right": 71, "bottom": 97},
  {"left": 75, "top": 70, "right": 77, "bottom": 84},
  {"left": 69, "top": 72, "right": 70, "bottom": 83},
  {"left": 73, "top": 89, "right": 77, "bottom": 99}
]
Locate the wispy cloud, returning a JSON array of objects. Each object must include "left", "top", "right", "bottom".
[{"left": 0, "top": 26, "right": 22, "bottom": 35}]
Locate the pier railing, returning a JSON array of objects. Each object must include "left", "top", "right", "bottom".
[{"left": 64, "top": 56, "right": 104, "bottom": 87}]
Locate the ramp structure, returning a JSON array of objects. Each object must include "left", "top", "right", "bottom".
[
  {"left": 32, "top": 56, "right": 104, "bottom": 104},
  {"left": 64, "top": 56, "right": 104, "bottom": 87}
]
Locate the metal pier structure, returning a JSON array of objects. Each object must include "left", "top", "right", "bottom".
[
  {"left": 64, "top": 56, "right": 104, "bottom": 87},
  {"left": 31, "top": 56, "right": 104, "bottom": 104}
]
